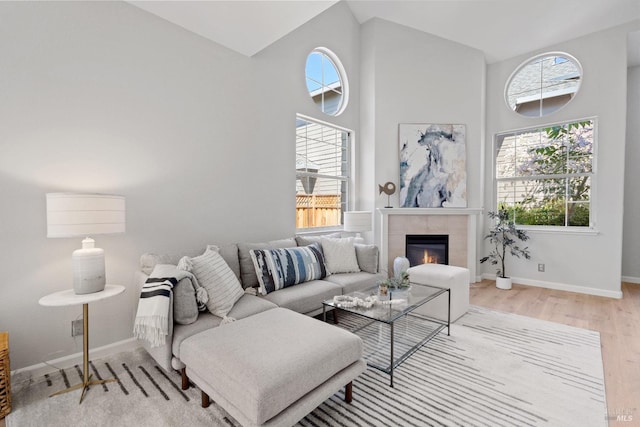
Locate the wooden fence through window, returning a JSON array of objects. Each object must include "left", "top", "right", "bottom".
[{"left": 296, "top": 194, "right": 341, "bottom": 228}]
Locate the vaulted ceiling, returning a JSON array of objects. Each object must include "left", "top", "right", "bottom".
[{"left": 128, "top": 0, "right": 640, "bottom": 65}]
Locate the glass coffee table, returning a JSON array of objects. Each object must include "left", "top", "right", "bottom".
[{"left": 322, "top": 283, "right": 450, "bottom": 387}]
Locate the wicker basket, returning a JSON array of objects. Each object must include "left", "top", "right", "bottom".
[{"left": 0, "top": 332, "right": 10, "bottom": 419}]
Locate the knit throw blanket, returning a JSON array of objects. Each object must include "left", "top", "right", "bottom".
[{"left": 133, "top": 264, "right": 203, "bottom": 347}]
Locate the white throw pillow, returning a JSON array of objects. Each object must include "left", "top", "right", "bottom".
[
  {"left": 321, "top": 237, "right": 361, "bottom": 274},
  {"left": 178, "top": 245, "right": 244, "bottom": 318}
]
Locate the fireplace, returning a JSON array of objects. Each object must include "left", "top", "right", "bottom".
[
  {"left": 405, "top": 234, "right": 449, "bottom": 267},
  {"left": 379, "top": 208, "right": 480, "bottom": 280}
]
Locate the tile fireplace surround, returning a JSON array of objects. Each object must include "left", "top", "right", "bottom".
[{"left": 378, "top": 208, "right": 482, "bottom": 282}]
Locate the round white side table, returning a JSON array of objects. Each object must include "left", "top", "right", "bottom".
[{"left": 39, "top": 284, "right": 125, "bottom": 404}]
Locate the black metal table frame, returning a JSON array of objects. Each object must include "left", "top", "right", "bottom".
[{"left": 323, "top": 284, "right": 450, "bottom": 387}]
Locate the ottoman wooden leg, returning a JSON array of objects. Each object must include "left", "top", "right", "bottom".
[
  {"left": 344, "top": 381, "right": 353, "bottom": 403},
  {"left": 202, "top": 391, "right": 210, "bottom": 408},
  {"left": 333, "top": 309, "right": 339, "bottom": 324},
  {"left": 181, "top": 368, "right": 189, "bottom": 390}
]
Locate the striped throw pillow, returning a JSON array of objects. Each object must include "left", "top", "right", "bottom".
[
  {"left": 250, "top": 243, "right": 328, "bottom": 295},
  {"left": 182, "top": 245, "right": 244, "bottom": 318}
]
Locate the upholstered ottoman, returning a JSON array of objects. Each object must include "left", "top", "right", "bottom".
[
  {"left": 408, "top": 264, "right": 470, "bottom": 322},
  {"left": 180, "top": 308, "right": 366, "bottom": 427}
]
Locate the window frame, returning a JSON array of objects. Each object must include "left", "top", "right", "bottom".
[
  {"left": 492, "top": 117, "right": 598, "bottom": 233},
  {"left": 295, "top": 113, "right": 353, "bottom": 233}
]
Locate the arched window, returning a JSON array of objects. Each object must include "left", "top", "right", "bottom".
[
  {"left": 505, "top": 53, "right": 582, "bottom": 117},
  {"left": 305, "top": 48, "right": 348, "bottom": 116}
]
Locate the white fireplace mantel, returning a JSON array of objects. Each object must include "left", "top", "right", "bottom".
[
  {"left": 378, "top": 208, "right": 482, "bottom": 282},
  {"left": 379, "top": 208, "right": 483, "bottom": 216}
]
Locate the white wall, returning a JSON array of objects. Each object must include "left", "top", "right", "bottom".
[
  {"left": 622, "top": 65, "right": 640, "bottom": 282},
  {"left": 2, "top": 0, "right": 635, "bottom": 372},
  {"left": 0, "top": 1, "right": 360, "bottom": 370},
  {"left": 484, "top": 21, "right": 640, "bottom": 297},
  {"left": 358, "top": 19, "right": 486, "bottom": 253}
]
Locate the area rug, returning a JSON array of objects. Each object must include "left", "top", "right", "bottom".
[{"left": 6, "top": 306, "right": 606, "bottom": 427}]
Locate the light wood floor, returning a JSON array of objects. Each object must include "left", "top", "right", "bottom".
[
  {"left": 2, "top": 281, "right": 637, "bottom": 427},
  {"left": 470, "top": 280, "right": 640, "bottom": 424}
]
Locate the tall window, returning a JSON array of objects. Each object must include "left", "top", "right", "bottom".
[
  {"left": 495, "top": 119, "right": 595, "bottom": 228},
  {"left": 296, "top": 115, "right": 350, "bottom": 230}
]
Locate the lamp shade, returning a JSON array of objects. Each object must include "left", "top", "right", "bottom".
[
  {"left": 46, "top": 193, "right": 125, "bottom": 238},
  {"left": 46, "top": 193, "right": 125, "bottom": 295},
  {"left": 343, "top": 211, "right": 372, "bottom": 233}
]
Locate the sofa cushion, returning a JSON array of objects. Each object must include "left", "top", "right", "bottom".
[
  {"left": 294, "top": 232, "right": 341, "bottom": 247},
  {"left": 298, "top": 236, "right": 379, "bottom": 274},
  {"left": 321, "top": 237, "right": 360, "bottom": 274},
  {"left": 238, "top": 238, "right": 297, "bottom": 289},
  {"left": 179, "top": 245, "right": 244, "bottom": 318},
  {"left": 180, "top": 308, "right": 364, "bottom": 425},
  {"left": 262, "top": 279, "right": 341, "bottom": 314},
  {"left": 173, "top": 312, "right": 222, "bottom": 358},
  {"left": 250, "top": 243, "right": 329, "bottom": 295},
  {"left": 217, "top": 243, "right": 241, "bottom": 280},
  {"left": 323, "top": 271, "right": 384, "bottom": 295},
  {"left": 173, "top": 295, "right": 277, "bottom": 358},
  {"left": 354, "top": 244, "right": 379, "bottom": 274},
  {"left": 140, "top": 244, "right": 240, "bottom": 278}
]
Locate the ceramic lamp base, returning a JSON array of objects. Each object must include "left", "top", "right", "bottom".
[{"left": 72, "top": 238, "right": 106, "bottom": 294}]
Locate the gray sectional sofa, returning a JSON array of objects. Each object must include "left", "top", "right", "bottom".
[{"left": 134, "top": 236, "right": 384, "bottom": 379}]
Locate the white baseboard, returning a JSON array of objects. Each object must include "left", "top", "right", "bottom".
[
  {"left": 622, "top": 276, "right": 640, "bottom": 284},
  {"left": 11, "top": 337, "right": 141, "bottom": 386},
  {"left": 480, "top": 274, "right": 623, "bottom": 299}
]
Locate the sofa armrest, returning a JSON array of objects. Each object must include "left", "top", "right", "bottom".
[{"left": 134, "top": 270, "right": 174, "bottom": 373}]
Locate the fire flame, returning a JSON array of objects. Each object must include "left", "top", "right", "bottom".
[{"left": 423, "top": 250, "right": 438, "bottom": 264}]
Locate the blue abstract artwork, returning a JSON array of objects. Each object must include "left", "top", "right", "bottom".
[{"left": 399, "top": 124, "right": 467, "bottom": 208}]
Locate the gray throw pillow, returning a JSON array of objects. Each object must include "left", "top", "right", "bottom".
[
  {"left": 173, "top": 277, "right": 199, "bottom": 325},
  {"left": 355, "top": 244, "right": 379, "bottom": 274}
]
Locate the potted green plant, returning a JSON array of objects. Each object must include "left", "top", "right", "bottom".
[
  {"left": 378, "top": 271, "right": 411, "bottom": 299},
  {"left": 480, "top": 209, "right": 531, "bottom": 290}
]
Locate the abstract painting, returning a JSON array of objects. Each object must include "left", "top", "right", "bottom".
[{"left": 399, "top": 124, "right": 467, "bottom": 208}]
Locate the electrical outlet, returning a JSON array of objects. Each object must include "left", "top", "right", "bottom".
[
  {"left": 72, "top": 319, "right": 83, "bottom": 336},
  {"left": 538, "top": 263, "right": 545, "bottom": 272}
]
